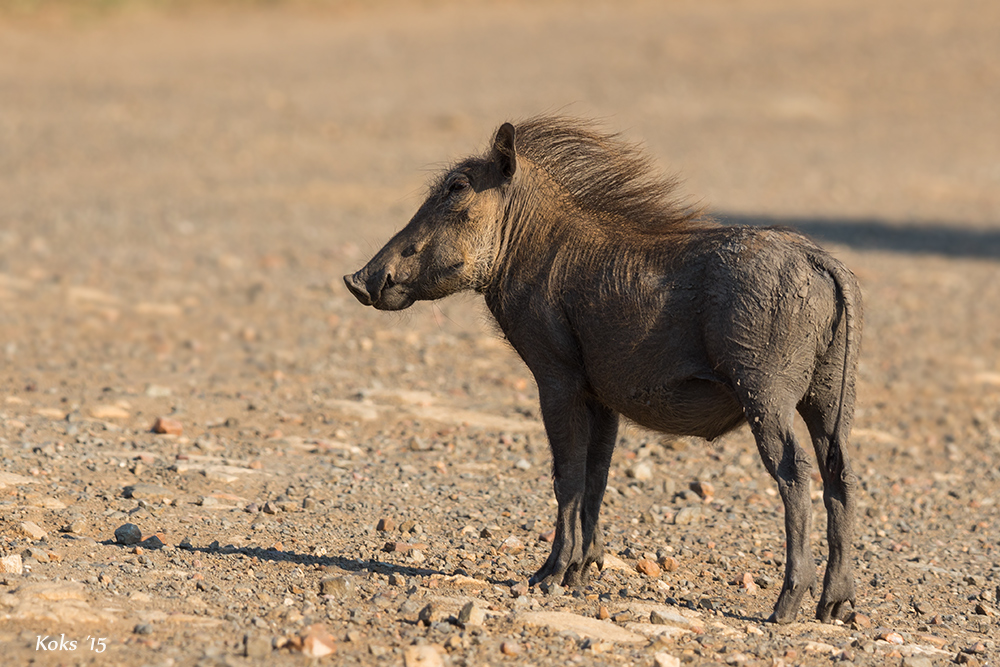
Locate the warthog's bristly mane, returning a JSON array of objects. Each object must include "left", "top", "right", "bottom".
[{"left": 509, "top": 116, "right": 705, "bottom": 231}]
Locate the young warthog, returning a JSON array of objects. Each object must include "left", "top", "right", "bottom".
[{"left": 345, "top": 117, "right": 862, "bottom": 624}]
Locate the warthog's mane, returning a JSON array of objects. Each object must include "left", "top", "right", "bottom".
[{"left": 510, "top": 116, "right": 706, "bottom": 232}]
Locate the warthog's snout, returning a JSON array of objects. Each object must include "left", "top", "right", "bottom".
[
  {"left": 344, "top": 263, "right": 414, "bottom": 311},
  {"left": 344, "top": 269, "right": 383, "bottom": 307}
]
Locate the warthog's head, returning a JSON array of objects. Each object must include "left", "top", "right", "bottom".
[{"left": 344, "top": 124, "right": 517, "bottom": 310}]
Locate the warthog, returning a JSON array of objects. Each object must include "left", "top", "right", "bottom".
[{"left": 345, "top": 116, "right": 862, "bottom": 623}]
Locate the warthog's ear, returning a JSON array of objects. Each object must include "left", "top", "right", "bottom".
[{"left": 492, "top": 122, "right": 517, "bottom": 179}]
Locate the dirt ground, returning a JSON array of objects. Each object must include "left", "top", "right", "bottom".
[{"left": 1, "top": 1, "right": 999, "bottom": 665}]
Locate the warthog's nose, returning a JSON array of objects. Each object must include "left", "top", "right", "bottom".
[{"left": 344, "top": 272, "right": 374, "bottom": 306}]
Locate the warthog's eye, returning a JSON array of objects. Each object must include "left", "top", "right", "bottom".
[
  {"left": 446, "top": 175, "right": 471, "bottom": 196},
  {"left": 401, "top": 245, "right": 417, "bottom": 258}
]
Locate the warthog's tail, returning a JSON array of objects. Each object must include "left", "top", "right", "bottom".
[{"left": 807, "top": 250, "right": 863, "bottom": 451}]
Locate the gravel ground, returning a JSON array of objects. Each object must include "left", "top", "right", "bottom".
[{"left": 1, "top": 1, "right": 999, "bottom": 665}]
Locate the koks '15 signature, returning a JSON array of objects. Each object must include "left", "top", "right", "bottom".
[{"left": 35, "top": 635, "right": 107, "bottom": 652}]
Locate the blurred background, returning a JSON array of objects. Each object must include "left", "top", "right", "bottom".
[{"left": 1, "top": 2, "right": 999, "bottom": 660}]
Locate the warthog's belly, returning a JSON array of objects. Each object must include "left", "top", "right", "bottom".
[{"left": 609, "top": 376, "right": 745, "bottom": 440}]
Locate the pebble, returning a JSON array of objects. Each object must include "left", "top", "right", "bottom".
[
  {"left": 151, "top": 416, "right": 183, "bottom": 435},
  {"left": 60, "top": 519, "right": 87, "bottom": 534},
  {"left": 298, "top": 624, "right": 336, "bottom": 658},
  {"left": 690, "top": 480, "right": 715, "bottom": 500},
  {"left": 510, "top": 581, "right": 529, "bottom": 597},
  {"left": 500, "top": 641, "right": 521, "bottom": 656},
  {"left": 377, "top": 518, "right": 396, "bottom": 532},
  {"left": 22, "top": 547, "right": 50, "bottom": 563},
  {"left": 877, "top": 631, "right": 904, "bottom": 644},
  {"left": 403, "top": 645, "right": 444, "bottom": 667},
  {"left": 418, "top": 603, "right": 441, "bottom": 626},
  {"left": 636, "top": 558, "right": 661, "bottom": 578},
  {"left": 124, "top": 483, "right": 174, "bottom": 502},
  {"left": 657, "top": 555, "right": 679, "bottom": 572},
  {"left": 385, "top": 542, "right": 429, "bottom": 553},
  {"left": 319, "top": 576, "right": 355, "bottom": 598},
  {"left": 673, "top": 506, "right": 702, "bottom": 525},
  {"left": 499, "top": 536, "right": 524, "bottom": 554},
  {"left": 114, "top": 523, "right": 143, "bottom": 545},
  {"left": 458, "top": 600, "right": 486, "bottom": 627},
  {"left": 628, "top": 462, "right": 653, "bottom": 481},
  {"left": 1, "top": 554, "right": 24, "bottom": 574},
  {"left": 900, "top": 657, "right": 933, "bottom": 667},
  {"left": 134, "top": 623, "right": 153, "bottom": 635},
  {"left": 654, "top": 653, "right": 681, "bottom": 667},
  {"left": 19, "top": 521, "right": 47, "bottom": 541},
  {"left": 737, "top": 572, "right": 758, "bottom": 593}
]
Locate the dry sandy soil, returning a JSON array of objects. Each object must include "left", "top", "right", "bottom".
[{"left": 1, "top": 1, "right": 999, "bottom": 665}]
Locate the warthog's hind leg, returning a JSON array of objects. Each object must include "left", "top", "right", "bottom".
[
  {"left": 746, "top": 406, "right": 817, "bottom": 624},
  {"left": 799, "top": 361, "right": 858, "bottom": 622}
]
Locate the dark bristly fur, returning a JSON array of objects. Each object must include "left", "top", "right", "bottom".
[{"left": 345, "top": 116, "right": 863, "bottom": 624}]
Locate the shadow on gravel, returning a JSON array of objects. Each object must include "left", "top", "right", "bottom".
[{"left": 720, "top": 213, "right": 1000, "bottom": 260}]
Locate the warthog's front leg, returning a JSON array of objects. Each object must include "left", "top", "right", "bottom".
[{"left": 531, "top": 389, "right": 618, "bottom": 588}]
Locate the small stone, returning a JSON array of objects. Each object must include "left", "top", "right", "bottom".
[
  {"left": 541, "top": 581, "right": 565, "bottom": 596},
  {"left": 384, "top": 541, "right": 429, "bottom": 553},
  {"left": 499, "top": 536, "right": 524, "bottom": 554},
  {"left": 500, "top": 641, "right": 521, "bottom": 656},
  {"left": 141, "top": 534, "right": 166, "bottom": 549},
  {"left": 628, "top": 462, "right": 653, "bottom": 481},
  {"left": 403, "top": 645, "right": 444, "bottom": 667},
  {"left": 409, "top": 549, "right": 425, "bottom": 563},
  {"left": 319, "top": 576, "right": 355, "bottom": 598},
  {"left": 877, "top": 631, "right": 904, "bottom": 644},
  {"left": 737, "top": 572, "right": 758, "bottom": 593},
  {"left": 974, "top": 603, "right": 995, "bottom": 617},
  {"left": 133, "top": 623, "right": 153, "bottom": 635},
  {"left": 956, "top": 654, "right": 981, "bottom": 667},
  {"left": 19, "top": 521, "right": 47, "bottom": 541},
  {"left": 673, "top": 506, "right": 702, "bottom": 525},
  {"left": 690, "top": 480, "right": 715, "bottom": 500},
  {"left": 1, "top": 554, "right": 24, "bottom": 574},
  {"left": 597, "top": 605, "right": 610, "bottom": 620},
  {"left": 611, "top": 610, "right": 633, "bottom": 624},
  {"left": 298, "top": 624, "right": 336, "bottom": 658},
  {"left": 376, "top": 518, "right": 396, "bottom": 532},
  {"left": 418, "top": 603, "right": 440, "bottom": 626},
  {"left": 123, "top": 483, "right": 173, "bottom": 502},
  {"left": 114, "top": 523, "right": 143, "bottom": 545},
  {"left": 515, "top": 458, "right": 532, "bottom": 470},
  {"left": 151, "top": 416, "right": 183, "bottom": 435},
  {"left": 61, "top": 519, "right": 87, "bottom": 534},
  {"left": 658, "top": 555, "right": 679, "bottom": 572},
  {"left": 539, "top": 529, "right": 556, "bottom": 543},
  {"left": 846, "top": 611, "right": 871, "bottom": 628},
  {"left": 262, "top": 501, "right": 278, "bottom": 515},
  {"left": 654, "top": 653, "right": 681, "bottom": 667},
  {"left": 510, "top": 581, "right": 529, "bottom": 597},
  {"left": 22, "top": 547, "right": 49, "bottom": 563},
  {"left": 458, "top": 601, "right": 486, "bottom": 627},
  {"left": 636, "top": 558, "right": 661, "bottom": 578},
  {"left": 388, "top": 572, "right": 406, "bottom": 586},
  {"left": 900, "top": 657, "right": 932, "bottom": 667}
]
